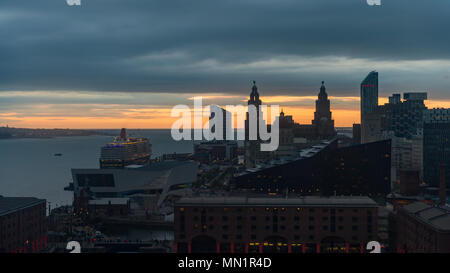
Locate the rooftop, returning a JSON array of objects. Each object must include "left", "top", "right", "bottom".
[
  {"left": 175, "top": 196, "right": 378, "bottom": 208},
  {"left": 236, "top": 139, "right": 335, "bottom": 176},
  {"left": 0, "top": 197, "right": 46, "bottom": 216},
  {"left": 88, "top": 198, "right": 130, "bottom": 205},
  {"left": 402, "top": 202, "right": 450, "bottom": 231},
  {"left": 72, "top": 160, "right": 198, "bottom": 192}
]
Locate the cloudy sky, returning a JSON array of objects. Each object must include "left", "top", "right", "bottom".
[{"left": 1, "top": 0, "right": 450, "bottom": 128}]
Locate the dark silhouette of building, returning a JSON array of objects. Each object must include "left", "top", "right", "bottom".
[
  {"left": 353, "top": 124, "right": 361, "bottom": 144},
  {"left": 0, "top": 197, "right": 47, "bottom": 253},
  {"left": 233, "top": 139, "right": 391, "bottom": 197},
  {"left": 275, "top": 110, "right": 296, "bottom": 158},
  {"left": 294, "top": 82, "right": 336, "bottom": 140},
  {"left": 312, "top": 81, "right": 336, "bottom": 139},
  {"left": 423, "top": 122, "right": 450, "bottom": 187},
  {"left": 174, "top": 196, "right": 378, "bottom": 253},
  {"left": 399, "top": 170, "right": 420, "bottom": 196},
  {"left": 244, "top": 81, "right": 270, "bottom": 168}
]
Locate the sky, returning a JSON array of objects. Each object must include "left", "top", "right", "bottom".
[{"left": 1, "top": 0, "right": 450, "bottom": 128}]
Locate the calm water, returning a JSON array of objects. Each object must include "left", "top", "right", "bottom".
[{"left": 0, "top": 130, "right": 194, "bottom": 208}]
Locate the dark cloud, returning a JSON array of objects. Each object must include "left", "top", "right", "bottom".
[{"left": 1, "top": 0, "right": 450, "bottom": 98}]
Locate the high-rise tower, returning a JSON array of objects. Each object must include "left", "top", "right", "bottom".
[
  {"left": 361, "top": 71, "right": 379, "bottom": 119},
  {"left": 361, "top": 71, "right": 379, "bottom": 144}
]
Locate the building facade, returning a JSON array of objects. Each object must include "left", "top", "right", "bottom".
[
  {"left": 361, "top": 71, "right": 379, "bottom": 144},
  {"left": 396, "top": 202, "right": 450, "bottom": 253},
  {"left": 423, "top": 108, "right": 450, "bottom": 187},
  {"left": 0, "top": 197, "right": 47, "bottom": 253},
  {"left": 174, "top": 196, "right": 378, "bottom": 253},
  {"left": 233, "top": 139, "right": 391, "bottom": 197}
]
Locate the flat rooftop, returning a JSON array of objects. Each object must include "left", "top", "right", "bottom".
[
  {"left": 176, "top": 196, "right": 378, "bottom": 208},
  {"left": 0, "top": 197, "right": 46, "bottom": 216}
]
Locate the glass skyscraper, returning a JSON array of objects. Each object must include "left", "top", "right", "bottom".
[
  {"left": 360, "top": 71, "right": 379, "bottom": 144},
  {"left": 360, "top": 71, "right": 379, "bottom": 119}
]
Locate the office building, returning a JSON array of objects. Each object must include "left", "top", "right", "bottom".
[
  {"left": 361, "top": 71, "right": 379, "bottom": 144},
  {"left": 423, "top": 108, "right": 450, "bottom": 187}
]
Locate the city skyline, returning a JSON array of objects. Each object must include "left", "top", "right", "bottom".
[{"left": 2, "top": 87, "right": 450, "bottom": 129}]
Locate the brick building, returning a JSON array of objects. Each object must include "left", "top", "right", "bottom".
[
  {"left": 174, "top": 196, "right": 378, "bottom": 253},
  {"left": 396, "top": 202, "right": 450, "bottom": 253},
  {"left": 0, "top": 197, "right": 47, "bottom": 253}
]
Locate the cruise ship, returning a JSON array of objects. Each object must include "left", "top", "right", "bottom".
[{"left": 99, "top": 128, "right": 152, "bottom": 168}]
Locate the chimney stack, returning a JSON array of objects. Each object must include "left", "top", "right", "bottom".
[{"left": 439, "top": 162, "right": 446, "bottom": 206}]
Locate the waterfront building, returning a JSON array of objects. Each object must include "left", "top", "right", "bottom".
[
  {"left": 396, "top": 202, "right": 450, "bottom": 253},
  {"left": 0, "top": 197, "right": 47, "bottom": 253},
  {"left": 174, "top": 196, "right": 378, "bottom": 253},
  {"left": 71, "top": 160, "right": 198, "bottom": 213},
  {"left": 100, "top": 128, "right": 152, "bottom": 169},
  {"left": 294, "top": 82, "right": 336, "bottom": 140},
  {"left": 233, "top": 139, "right": 391, "bottom": 197},
  {"left": 311, "top": 81, "right": 336, "bottom": 139},
  {"left": 244, "top": 81, "right": 271, "bottom": 168}
]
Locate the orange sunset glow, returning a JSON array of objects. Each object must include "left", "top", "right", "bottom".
[{"left": 2, "top": 94, "right": 450, "bottom": 129}]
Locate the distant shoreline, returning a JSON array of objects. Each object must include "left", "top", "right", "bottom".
[
  {"left": 0, "top": 127, "right": 354, "bottom": 140},
  {"left": 0, "top": 127, "right": 114, "bottom": 140}
]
